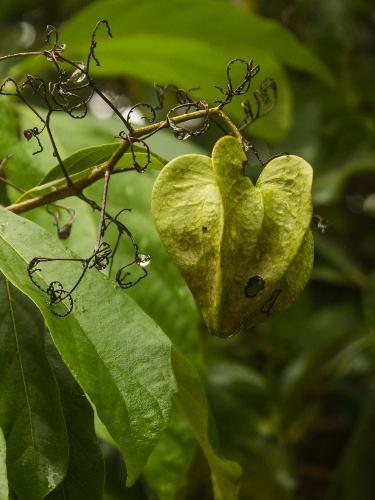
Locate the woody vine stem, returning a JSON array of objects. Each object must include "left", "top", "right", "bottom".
[
  {"left": 6, "top": 107, "right": 241, "bottom": 214},
  {"left": 0, "top": 19, "right": 277, "bottom": 316}
]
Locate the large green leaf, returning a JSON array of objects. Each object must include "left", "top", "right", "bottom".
[
  {"left": 172, "top": 349, "right": 242, "bottom": 500},
  {"left": 58, "top": 0, "right": 331, "bottom": 83},
  {"left": 27, "top": 158, "right": 205, "bottom": 498},
  {"left": 0, "top": 427, "right": 8, "bottom": 500},
  {"left": 0, "top": 274, "right": 69, "bottom": 500},
  {"left": 152, "top": 136, "right": 313, "bottom": 337},
  {"left": 0, "top": 208, "right": 176, "bottom": 485},
  {"left": 45, "top": 337, "right": 105, "bottom": 500},
  {"left": 34, "top": 129, "right": 204, "bottom": 499}
]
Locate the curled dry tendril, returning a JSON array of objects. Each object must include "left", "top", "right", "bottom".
[
  {"left": 239, "top": 77, "right": 277, "bottom": 131},
  {"left": 0, "top": 21, "right": 277, "bottom": 316}
]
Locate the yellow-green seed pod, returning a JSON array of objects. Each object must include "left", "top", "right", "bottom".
[{"left": 151, "top": 136, "right": 314, "bottom": 337}]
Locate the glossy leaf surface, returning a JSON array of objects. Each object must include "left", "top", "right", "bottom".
[{"left": 0, "top": 208, "right": 176, "bottom": 485}]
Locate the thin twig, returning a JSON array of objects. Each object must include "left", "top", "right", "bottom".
[
  {"left": 95, "top": 168, "right": 111, "bottom": 252},
  {"left": 0, "top": 51, "right": 43, "bottom": 62}
]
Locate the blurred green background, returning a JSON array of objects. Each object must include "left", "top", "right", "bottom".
[{"left": 0, "top": 0, "right": 374, "bottom": 499}]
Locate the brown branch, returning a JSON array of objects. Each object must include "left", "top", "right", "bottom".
[{"left": 7, "top": 106, "right": 242, "bottom": 214}]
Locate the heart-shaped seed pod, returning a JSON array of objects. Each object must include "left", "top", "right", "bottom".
[{"left": 151, "top": 136, "right": 314, "bottom": 337}]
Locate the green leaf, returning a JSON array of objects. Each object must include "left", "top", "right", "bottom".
[
  {"left": 152, "top": 136, "right": 314, "bottom": 337},
  {"left": 144, "top": 404, "right": 197, "bottom": 500},
  {"left": 1, "top": 102, "right": 164, "bottom": 202},
  {"left": 15, "top": 143, "right": 166, "bottom": 202},
  {"left": 0, "top": 208, "right": 176, "bottom": 485},
  {"left": 0, "top": 274, "right": 69, "bottom": 500},
  {"left": 0, "top": 427, "right": 9, "bottom": 500},
  {"left": 58, "top": 0, "right": 331, "bottom": 84},
  {"left": 45, "top": 337, "right": 105, "bottom": 500},
  {"left": 16, "top": 151, "right": 189, "bottom": 500},
  {"left": 42, "top": 144, "right": 166, "bottom": 183},
  {"left": 172, "top": 349, "right": 242, "bottom": 500}
]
